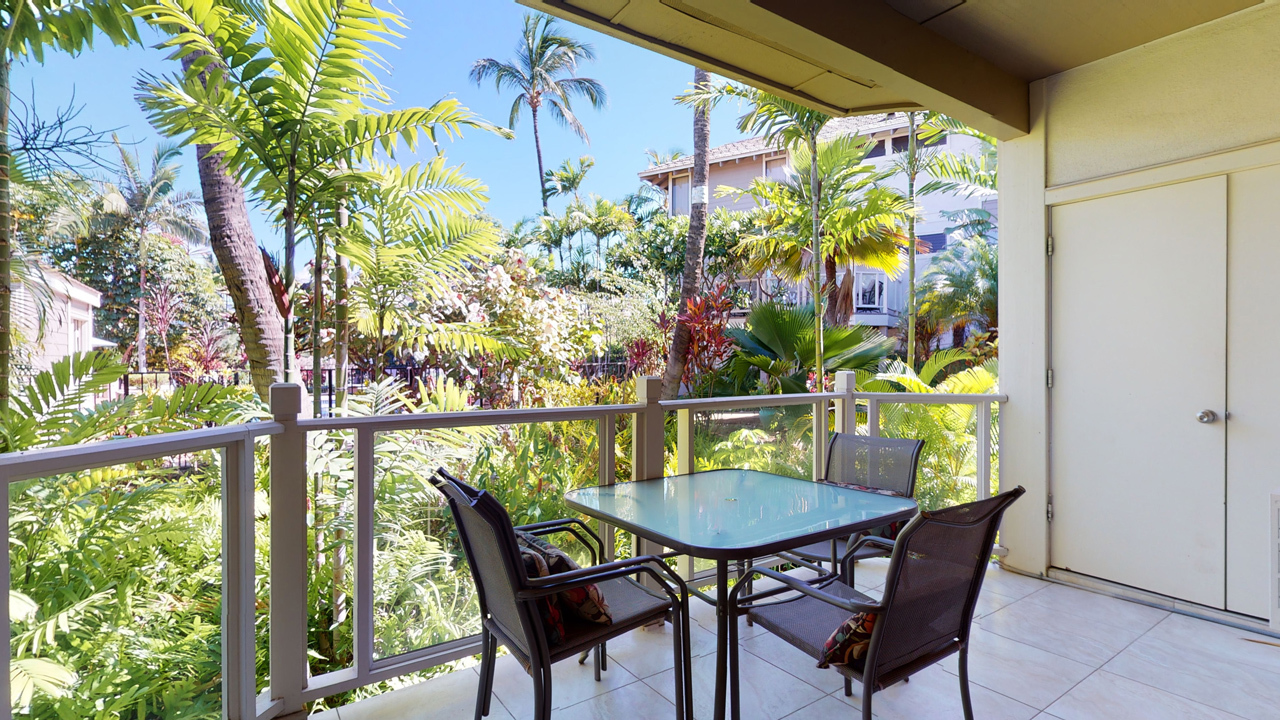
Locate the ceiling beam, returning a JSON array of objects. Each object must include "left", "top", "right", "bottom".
[{"left": 750, "top": 0, "right": 1029, "bottom": 137}]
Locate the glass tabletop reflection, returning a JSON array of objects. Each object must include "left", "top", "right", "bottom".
[{"left": 564, "top": 468, "right": 918, "bottom": 560}]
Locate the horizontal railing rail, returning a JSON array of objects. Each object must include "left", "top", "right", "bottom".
[
  {"left": 0, "top": 374, "right": 1007, "bottom": 720},
  {"left": 0, "top": 421, "right": 276, "bottom": 720}
]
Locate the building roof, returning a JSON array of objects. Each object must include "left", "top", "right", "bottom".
[{"left": 638, "top": 113, "right": 901, "bottom": 178}]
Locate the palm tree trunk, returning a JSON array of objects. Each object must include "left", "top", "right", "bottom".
[
  {"left": 823, "top": 255, "right": 840, "bottom": 326},
  {"left": 662, "top": 67, "right": 711, "bottom": 401},
  {"left": 334, "top": 195, "right": 351, "bottom": 410},
  {"left": 311, "top": 231, "right": 324, "bottom": 418},
  {"left": 906, "top": 111, "right": 919, "bottom": 370},
  {"left": 283, "top": 161, "right": 298, "bottom": 380},
  {"left": 182, "top": 51, "right": 283, "bottom": 401},
  {"left": 0, "top": 56, "right": 12, "bottom": 414},
  {"left": 136, "top": 222, "right": 149, "bottom": 372},
  {"left": 810, "top": 132, "right": 824, "bottom": 388},
  {"left": 532, "top": 104, "right": 549, "bottom": 215}
]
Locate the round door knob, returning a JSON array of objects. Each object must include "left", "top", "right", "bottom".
[{"left": 1197, "top": 410, "right": 1219, "bottom": 424}]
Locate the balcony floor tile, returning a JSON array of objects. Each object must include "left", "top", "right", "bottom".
[{"left": 321, "top": 566, "right": 1279, "bottom": 720}]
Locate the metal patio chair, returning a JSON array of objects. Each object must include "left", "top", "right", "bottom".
[
  {"left": 784, "top": 433, "right": 925, "bottom": 578},
  {"left": 729, "top": 486, "right": 1026, "bottom": 720},
  {"left": 429, "top": 469, "right": 693, "bottom": 720}
]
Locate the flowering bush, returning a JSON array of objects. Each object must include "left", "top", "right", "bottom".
[{"left": 434, "top": 250, "right": 602, "bottom": 406}]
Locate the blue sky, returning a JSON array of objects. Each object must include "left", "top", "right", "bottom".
[{"left": 18, "top": 0, "right": 751, "bottom": 254}]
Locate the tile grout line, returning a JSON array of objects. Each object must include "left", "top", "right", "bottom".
[
  {"left": 1028, "top": 607, "right": 1177, "bottom": 716},
  {"left": 1094, "top": 614, "right": 1254, "bottom": 720}
]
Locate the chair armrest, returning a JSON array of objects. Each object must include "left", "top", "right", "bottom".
[
  {"left": 840, "top": 535, "right": 896, "bottom": 579},
  {"left": 515, "top": 518, "right": 605, "bottom": 566},
  {"left": 729, "top": 566, "right": 883, "bottom": 615},
  {"left": 841, "top": 534, "right": 895, "bottom": 562},
  {"left": 518, "top": 555, "right": 689, "bottom": 608}
]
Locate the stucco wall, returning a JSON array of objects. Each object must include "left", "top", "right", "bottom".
[{"left": 1045, "top": 1, "right": 1280, "bottom": 187}]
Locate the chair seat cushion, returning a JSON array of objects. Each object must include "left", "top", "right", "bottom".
[
  {"left": 818, "top": 612, "right": 878, "bottom": 669},
  {"left": 548, "top": 577, "right": 670, "bottom": 663},
  {"left": 748, "top": 580, "right": 876, "bottom": 674},
  {"left": 516, "top": 531, "right": 613, "bottom": 626}
]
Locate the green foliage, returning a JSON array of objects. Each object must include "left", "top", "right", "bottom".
[
  {"left": 864, "top": 350, "right": 1000, "bottom": 510},
  {"left": 725, "top": 301, "right": 896, "bottom": 394},
  {"left": 6, "top": 351, "right": 257, "bottom": 716}
]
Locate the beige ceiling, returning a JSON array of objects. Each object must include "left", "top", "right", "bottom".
[
  {"left": 517, "top": 0, "right": 1262, "bottom": 139},
  {"left": 885, "top": 0, "right": 1262, "bottom": 81}
]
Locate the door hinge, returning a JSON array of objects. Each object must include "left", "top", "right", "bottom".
[
  {"left": 1046, "top": 369, "right": 1054, "bottom": 388},
  {"left": 1047, "top": 235, "right": 1054, "bottom": 256},
  {"left": 1047, "top": 495, "right": 1055, "bottom": 522}
]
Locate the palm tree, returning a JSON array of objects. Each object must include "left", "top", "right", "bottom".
[
  {"left": 0, "top": 0, "right": 140, "bottom": 412},
  {"left": 726, "top": 135, "right": 910, "bottom": 326},
  {"left": 725, "top": 300, "right": 895, "bottom": 394},
  {"left": 543, "top": 154, "right": 593, "bottom": 206},
  {"left": 140, "top": 0, "right": 511, "bottom": 382},
  {"left": 342, "top": 165, "right": 510, "bottom": 379},
  {"left": 663, "top": 66, "right": 712, "bottom": 400},
  {"left": 889, "top": 111, "right": 946, "bottom": 368},
  {"left": 471, "top": 13, "right": 607, "bottom": 214},
  {"left": 580, "top": 194, "right": 634, "bottom": 278},
  {"left": 921, "top": 234, "right": 998, "bottom": 338},
  {"left": 679, "top": 81, "right": 836, "bottom": 384},
  {"left": 99, "top": 137, "right": 207, "bottom": 372}
]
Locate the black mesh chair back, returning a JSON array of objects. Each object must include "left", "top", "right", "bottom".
[
  {"left": 868, "top": 487, "right": 1025, "bottom": 683},
  {"left": 825, "top": 433, "right": 924, "bottom": 497},
  {"left": 430, "top": 469, "right": 542, "bottom": 660}
]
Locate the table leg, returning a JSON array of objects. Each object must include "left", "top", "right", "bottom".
[{"left": 714, "top": 559, "right": 729, "bottom": 720}]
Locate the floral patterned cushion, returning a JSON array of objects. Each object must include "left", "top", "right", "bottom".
[
  {"left": 516, "top": 544, "right": 566, "bottom": 645},
  {"left": 516, "top": 531, "right": 613, "bottom": 627},
  {"left": 817, "top": 612, "right": 878, "bottom": 669}
]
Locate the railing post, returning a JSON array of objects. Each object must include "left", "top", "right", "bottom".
[
  {"left": 833, "top": 371, "right": 857, "bottom": 434},
  {"left": 676, "top": 408, "right": 695, "bottom": 475},
  {"left": 632, "top": 376, "right": 664, "bottom": 561},
  {"left": 597, "top": 414, "right": 617, "bottom": 562},
  {"left": 269, "top": 383, "right": 308, "bottom": 714},
  {"left": 977, "top": 401, "right": 993, "bottom": 500},
  {"left": 867, "top": 398, "right": 881, "bottom": 438},
  {"left": 812, "top": 397, "right": 828, "bottom": 483},
  {"left": 354, "top": 427, "right": 375, "bottom": 678},
  {"left": 222, "top": 437, "right": 257, "bottom": 720}
]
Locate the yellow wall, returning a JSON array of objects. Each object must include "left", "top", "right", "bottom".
[{"left": 1045, "top": 1, "right": 1280, "bottom": 187}]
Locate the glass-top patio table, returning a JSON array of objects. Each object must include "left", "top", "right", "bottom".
[{"left": 565, "top": 468, "right": 918, "bottom": 720}]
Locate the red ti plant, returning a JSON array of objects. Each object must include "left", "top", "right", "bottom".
[{"left": 677, "top": 283, "right": 736, "bottom": 397}]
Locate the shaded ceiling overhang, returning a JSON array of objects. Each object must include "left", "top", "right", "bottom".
[
  {"left": 518, "top": 0, "right": 1264, "bottom": 141},
  {"left": 518, "top": 0, "right": 1029, "bottom": 139}
]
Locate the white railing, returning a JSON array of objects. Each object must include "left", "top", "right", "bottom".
[
  {"left": 0, "top": 373, "right": 1005, "bottom": 720},
  {"left": 0, "top": 421, "right": 283, "bottom": 720}
]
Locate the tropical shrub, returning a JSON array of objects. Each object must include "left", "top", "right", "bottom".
[{"left": 863, "top": 349, "right": 1000, "bottom": 510}]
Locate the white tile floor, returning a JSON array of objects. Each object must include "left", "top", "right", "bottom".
[{"left": 316, "top": 561, "right": 1280, "bottom": 720}]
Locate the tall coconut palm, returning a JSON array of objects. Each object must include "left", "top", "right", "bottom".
[
  {"left": 178, "top": 46, "right": 284, "bottom": 401},
  {"left": 662, "top": 66, "right": 711, "bottom": 400},
  {"left": 727, "top": 135, "right": 910, "bottom": 326},
  {"left": 139, "top": 0, "right": 511, "bottom": 383},
  {"left": 471, "top": 13, "right": 606, "bottom": 213},
  {"left": 99, "top": 137, "right": 207, "bottom": 371},
  {"left": 679, "top": 81, "right": 835, "bottom": 384},
  {"left": 0, "top": 0, "right": 140, "bottom": 412}
]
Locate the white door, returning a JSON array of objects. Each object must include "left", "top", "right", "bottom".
[
  {"left": 1050, "top": 177, "right": 1227, "bottom": 608},
  {"left": 1226, "top": 166, "right": 1280, "bottom": 618}
]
